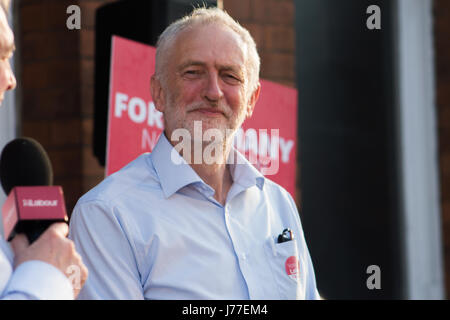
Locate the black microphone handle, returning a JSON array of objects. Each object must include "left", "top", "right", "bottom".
[{"left": 10, "top": 219, "right": 67, "bottom": 244}]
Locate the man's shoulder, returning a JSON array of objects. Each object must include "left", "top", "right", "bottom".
[
  {"left": 261, "top": 176, "right": 294, "bottom": 201},
  {"left": 76, "top": 153, "right": 160, "bottom": 206}
]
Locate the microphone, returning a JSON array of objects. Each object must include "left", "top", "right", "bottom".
[{"left": 0, "top": 138, "right": 68, "bottom": 243}]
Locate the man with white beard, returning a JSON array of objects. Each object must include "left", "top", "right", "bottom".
[{"left": 70, "top": 7, "right": 320, "bottom": 300}]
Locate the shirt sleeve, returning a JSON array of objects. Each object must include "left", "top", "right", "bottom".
[
  {"left": 69, "top": 200, "right": 144, "bottom": 300},
  {"left": 1, "top": 260, "right": 74, "bottom": 300}
]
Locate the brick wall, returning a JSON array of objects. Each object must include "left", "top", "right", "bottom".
[
  {"left": 17, "top": 0, "right": 111, "bottom": 213},
  {"left": 15, "top": 0, "right": 295, "bottom": 213},
  {"left": 223, "top": 0, "right": 300, "bottom": 204},
  {"left": 434, "top": 0, "right": 450, "bottom": 299},
  {"left": 224, "top": 0, "right": 295, "bottom": 87},
  {"left": 16, "top": 0, "right": 449, "bottom": 297},
  {"left": 16, "top": 0, "right": 296, "bottom": 212}
]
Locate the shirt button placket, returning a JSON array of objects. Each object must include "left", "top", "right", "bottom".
[{"left": 224, "top": 203, "right": 252, "bottom": 298}]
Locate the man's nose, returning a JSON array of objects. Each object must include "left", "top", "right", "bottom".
[
  {"left": 7, "top": 70, "right": 16, "bottom": 91},
  {"left": 5, "top": 62, "right": 16, "bottom": 91},
  {"left": 204, "top": 72, "right": 223, "bottom": 103}
]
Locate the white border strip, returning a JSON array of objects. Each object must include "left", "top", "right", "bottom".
[{"left": 396, "top": 0, "right": 445, "bottom": 299}]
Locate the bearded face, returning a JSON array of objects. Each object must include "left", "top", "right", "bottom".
[{"left": 152, "top": 23, "right": 260, "bottom": 150}]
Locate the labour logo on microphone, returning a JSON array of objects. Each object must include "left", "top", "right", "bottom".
[{"left": 285, "top": 256, "right": 300, "bottom": 281}]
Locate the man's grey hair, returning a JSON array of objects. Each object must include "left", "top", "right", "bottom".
[{"left": 154, "top": 7, "right": 260, "bottom": 96}]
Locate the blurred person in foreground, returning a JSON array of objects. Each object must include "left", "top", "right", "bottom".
[
  {"left": 70, "top": 7, "right": 319, "bottom": 300},
  {"left": 0, "top": 0, "right": 87, "bottom": 299}
]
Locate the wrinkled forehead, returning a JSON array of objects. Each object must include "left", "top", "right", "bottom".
[{"left": 171, "top": 23, "right": 247, "bottom": 70}]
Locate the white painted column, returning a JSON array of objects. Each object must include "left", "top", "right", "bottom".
[{"left": 396, "top": 0, "right": 445, "bottom": 299}]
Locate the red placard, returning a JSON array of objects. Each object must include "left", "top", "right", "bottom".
[
  {"left": 2, "top": 186, "right": 67, "bottom": 240},
  {"left": 107, "top": 36, "right": 298, "bottom": 198}
]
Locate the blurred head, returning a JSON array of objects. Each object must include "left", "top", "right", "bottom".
[
  {"left": 0, "top": 0, "right": 16, "bottom": 106},
  {"left": 151, "top": 7, "right": 261, "bottom": 147},
  {"left": 0, "top": 0, "right": 9, "bottom": 12}
]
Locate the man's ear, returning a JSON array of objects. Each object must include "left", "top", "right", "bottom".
[
  {"left": 246, "top": 82, "right": 261, "bottom": 118},
  {"left": 150, "top": 75, "right": 166, "bottom": 113}
]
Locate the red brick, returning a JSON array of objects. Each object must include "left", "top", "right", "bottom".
[
  {"left": 22, "top": 121, "right": 51, "bottom": 148},
  {"left": 441, "top": 173, "right": 450, "bottom": 202},
  {"left": 434, "top": 0, "right": 450, "bottom": 22},
  {"left": 54, "top": 88, "right": 81, "bottom": 117},
  {"left": 21, "top": 87, "right": 81, "bottom": 120},
  {"left": 82, "top": 145, "right": 105, "bottom": 177},
  {"left": 79, "top": 1, "right": 98, "bottom": 29},
  {"left": 81, "top": 58, "right": 94, "bottom": 87},
  {"left": 47, "top": 147, "right": 82, "bottom": 178},
  {"left": 45, "top": 1, "right": 78, "bottom": 31},
  {"left": 439, "top": 128, "right": 450, "bottom": 154},
  {"left": 264, "top": 25, "right": 294, "bottom": 52},
  {"left": 80, "top": 84, "right": 94, "bottom": 117},
  {"left": 50, "top": 119, "right": 81, "bottom": 147},
  {"left": 21, "top": 62, "right": 49, "bottom": 90},
  {"left": 437, "top": 0, "right": 450, "bottom": 293},
  {"left": 21, "top": 60, "right": 80, "bottom": 90},
  {"left": 223, "top": 0, "right": 252, "bottom": 22},
  {"left": 438, "top": 94, "right": 450, "bottom": 128},
  {"left": 21, "top": 89, "right": 56, "bottom": 120},
  {"left": 443, "top": 203, "right": 450, "bottom": 225},
  {"left": 21, "top": 31, "right": 79, "bottom": 62},
  {"left": 80, "top": 29, "right": 95, "bottom": 58},
  {"left": 81, "top": 118, "right": 93, "bottom": 146},
  {"left": 20, "top": 3, "right": 47, "bottom": 33},
  {"left": 21, "top": 1, "right": 76, "bottom": 33},
  {"left": 52, "top": 89, "right": 82, "bottom": 118},
  {"left": 242, "top": 22, "right": 265, "bottom": 51},
  {"left": 55, "top": 176, "right": 83, "bottom": 215},
  {"left": 260, "top": 52, "right": 295, "bottom": 81},
  {"left": 252, "top": 0, "right": 294, "bottom": 25},
  {"left": 440, "top": 153, "right": 450, "bottom": 177},
  {"left": 79, "top": 0, "right": 116, "bottom": 29}
]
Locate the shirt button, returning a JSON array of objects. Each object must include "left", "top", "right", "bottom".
[{"left": 242, "top": 253, "right": 247, "bottom": 260}]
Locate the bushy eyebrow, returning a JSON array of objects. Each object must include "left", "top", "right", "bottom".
[
  {"left": 177, "top": 60, "right": 243, "bottom": 75},
  {"left": 177, "top": 60, "right": 205, "bottom": 72}
]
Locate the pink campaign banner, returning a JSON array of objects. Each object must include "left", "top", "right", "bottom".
[{"left": 106, "top": 36, "right": 298, "bottom": 198}]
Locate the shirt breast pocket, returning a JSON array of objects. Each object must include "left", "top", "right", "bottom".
[{"left": 264, "top": 236, "right": 306, "bottom": 300}]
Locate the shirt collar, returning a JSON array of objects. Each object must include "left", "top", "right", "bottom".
[
  {"left": 151, "top": 133, "right": 203, "bottom": 198},
  {"left": 151, "top": 132, "right": 265, "bottom": 198},
  {"left": 227, "top": 146, "right": 265, "bottom": 191}
]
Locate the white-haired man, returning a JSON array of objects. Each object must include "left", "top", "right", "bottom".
[
  {"left": 70, "top": 7, "right": 320, "bottom": 300},
  {"left": 0, "top": 0, "right": 87, "bottom": 299}
]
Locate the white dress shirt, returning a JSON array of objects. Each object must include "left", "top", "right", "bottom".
[
  {"left": 69, "top": 133, "right": 320, "bottom": 300},
  {"left": 0, "top": 238, "right": 73, "bottom": 300}
]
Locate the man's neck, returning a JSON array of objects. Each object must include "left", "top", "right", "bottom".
[
  {"left": 190, "top": 161, "right": 233, "bottom": 205},
  {"left": 166, "top": 132, "right": 234, "bottom": 205}
]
